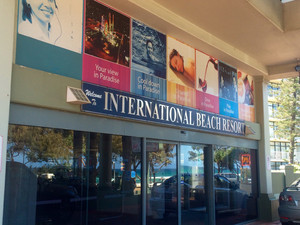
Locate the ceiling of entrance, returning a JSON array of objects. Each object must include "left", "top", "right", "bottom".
[{"left": 99, "top": 0, "right": 300, "bottom": 80}]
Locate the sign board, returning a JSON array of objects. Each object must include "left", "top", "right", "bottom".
[
  {"left": 241, "top": 154, "right": 251, "bottom": 167},
  {"left": 82, "top": 82, "right": 246, "bottom": 136}
]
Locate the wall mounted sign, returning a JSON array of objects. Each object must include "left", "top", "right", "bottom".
[
  {"left": 82, "top": 82, "right": 246, "bottom": 136},
  {"left": 15, "top": 0, "right": 256, "bottom": 123}
]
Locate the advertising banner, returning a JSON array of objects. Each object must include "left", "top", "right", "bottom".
[
  {"left": 167, "top": 81, "right": 196, "bottom": 108},
  {"left": 131, "top": 70, "right": 167, "bottom": 101},
  {"left": 16, "top": 0, "right": 83, "bottom": 78},
  {"left": 17, "top": 0, "right": 83, "bottom": 52},
  {"left": 82, "top": 82, "right": 246, "bottom": 137},
  {"left": 238, "top": 70, "right": 255, "bottom": 122},
  {"left": 239, "top": 104, "right": 255, "bottom": 122},
  {"left": 167, "top": 36, "right": 196, "bottom": 108},
  {"left": 196, "top": 50, "right": 219, "bottom": 113},
  {"left": 167, "top": 36, "right": 196, "bottom": 89},
  {"left": 132, "top": 19, "right": 166, "bottom": 79},
  {"left": 82, "top": 55, "right": 130, "bottom": 92},
  {"left": 219, "top": 98, "right": 239, "bottom": 118},
  {"left": 131, "top": 19, "right": 167, "bottom": 99},
  {"left": 83, "top": 0, "right": 131, "bottom": 92},
  {"left": 196, "top": 91, "right": 219, "bottom": 114},
  {"left": 219, "top": 61, "right": 239, "bottom": 118},
  {"left": 15, "top": 0, "right": 256, "bottom": 123}
]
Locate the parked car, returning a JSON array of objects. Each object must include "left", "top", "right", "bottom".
[
  {"left": 219, "top": 173, "right": 239, "bottom": 184},
  {"left": 150, "top": 174, "right": 248, "bottom": 218},
  {"left": 278, "top": 177, "right": 300, "bottom": 225},
  {"left": 195, "top": 174, "right": 247, "bottom": 212}
]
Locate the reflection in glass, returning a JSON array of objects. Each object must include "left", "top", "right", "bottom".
[
  {"left": 146, "top": 142, "right": 178, "bottom": 225},
  {"left": 214, "top": 146, "right": 257, "bottom": 225},
  {"left": 181, "top": 144, "right": 206, "bottom": 225},
  {"left": 4, "top": 125, "right": 142, "bottom": 225},
  {"left": 91, "top": 134, "right": 142, "bottom": 225}
]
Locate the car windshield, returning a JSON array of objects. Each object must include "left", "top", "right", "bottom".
[
  {"left": 225, "top": 174, "right": 236, "bottom": 178},
  {"left": 290, "top": 178, "right": 300, "bottom": 188}
]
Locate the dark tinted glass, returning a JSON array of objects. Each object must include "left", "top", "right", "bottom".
[
  {"left": 4, "top": 125, "right": 142, "bottom": 225},
  {"left": 214, "top": 146, "right": 257, "bottom": 225}
]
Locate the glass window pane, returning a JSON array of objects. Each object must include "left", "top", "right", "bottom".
[
  {"left": 214, "top": 146, "right": 257, "bottom": 225},
  {"left": 4, "top": 125, "right": 142, "bottom": 225},
  {"left": 5, "top": 125, "right": 86, "bottom": 225},
  {"left": 180, "top": 144, "right": 206, "bottom": 225},
  {"left": 146, "top": 142, "right": 178, "bottom": 225},
  {"left": 87, "top": 134, "right": 142, "bottom": 225}
]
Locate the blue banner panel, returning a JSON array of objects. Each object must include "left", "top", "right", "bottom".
[
  {"left": 82, "top": 82, "right": 245, "bottom": 136},
  {"left": 16, "top": 34, "right": 82, "bottom": 80},
  {"left": 131, "top": 70, "right": 167, "bottom": 101},
  {"left": 219, "top": 98, "right": 239, "bottom": 118}
]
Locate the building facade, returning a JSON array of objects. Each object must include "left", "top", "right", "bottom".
[
  {"left": 268, "top": 82, "right": 300, "bottom": 170},
  {"left": 3, "top": 0, "right": 298, "bottom": 225}
]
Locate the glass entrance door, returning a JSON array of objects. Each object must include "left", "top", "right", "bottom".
[
  {"left": 180, "top": 144, "right": 207, "bottom": 225},
  {"left": 146, "top": 141, "right": 178, "bottom": 225}
]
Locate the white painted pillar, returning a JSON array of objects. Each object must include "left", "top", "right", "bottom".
[
  {"left": 0, "top": 0, "right": 15, "bottom": 224},
  {"left": 255, "top": 76, "right": 279, "bottom": 221},
  {"left": 255, "top": 76, "right": 273, "bottom": 194}
]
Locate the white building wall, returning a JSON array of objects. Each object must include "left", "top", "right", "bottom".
[{"left": 0, "top": 0, "right": 15, "bottom": 224}]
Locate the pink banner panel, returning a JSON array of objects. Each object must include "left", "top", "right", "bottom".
[
  {"left": 82, "top": 54, "right": 130, "bottom": 92},
  {"left": 196, "top": 90, "right": 219, "bottom": 114}
]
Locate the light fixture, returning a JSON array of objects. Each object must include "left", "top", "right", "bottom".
[
  {"left": 66, "top": 86, "right": 91, "bottom": 105},
  {"left": 281, "top": 0, "right": 294, "bottom": 3}
]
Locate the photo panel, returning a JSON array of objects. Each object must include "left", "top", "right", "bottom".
[
  {"left": 83, "top": 0, "right": 130, "bottom": 92},
  {"left": 167, "top": 36, "right": 196, "bottom": 89},
  {"left": 196, "top": 50, "right": 219, "bottom": 113},
  {"left": 18, "top": 0, "right": 83, "bottom": 53},
  {"left": 219, "top": 61, "right": 238, "bottom": 102},
  {"left": 238, "top": 70, "right": 254, "bottom": 106},
  {"left": 84, "top": 0, "right": 130, "bottom": 66},
  {"left": 132, "top": 19, "right": 166, "bottom": 79},
  {"left": 238, "top": 70, "right": 255, "bottom": 122},
  {"left": 219, "top": 61, "right": 239, "bottom": 118},
  {"left": 196, "top": 51, "right": 218, "bottom": 95}
]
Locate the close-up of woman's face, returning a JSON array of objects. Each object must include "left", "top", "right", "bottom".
[
  {"left": 170, "top": 53, "right": 184, "bottom": 73},
  {"left": 27, "top": 0, "right": 55, "bottom": 23}
]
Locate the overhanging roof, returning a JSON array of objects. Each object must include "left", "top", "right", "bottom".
[{"left": 100, "top": 0, "right": 300, "bottom": 80}]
